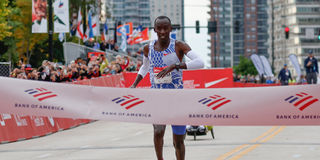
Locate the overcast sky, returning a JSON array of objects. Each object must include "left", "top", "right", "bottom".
[{"left": 184, "top": 0, "right": 210, "bottom": 68}]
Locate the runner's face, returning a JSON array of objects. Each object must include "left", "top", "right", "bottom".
[{"left": 154, "top": 19, "right": 172, "bottom": 42}]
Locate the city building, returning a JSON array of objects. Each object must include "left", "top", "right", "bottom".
[
  {"left": 268, "top": 0, "right": 320, "bottom": 75},
  {"left": 208, "top": 0, "right": 269, "bottom": 68},
  {"left": 101, "top": 0, "right": 184, "bottom": 53},
  {"left": 101, "top": 0, "right": 151, "bottom": 53},
  {"left": 150, "top": 0, "right": 184, "bottom": 40}
]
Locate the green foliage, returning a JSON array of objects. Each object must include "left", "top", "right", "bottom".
[
  {"left": 1, "top": 0, "right": 98, "bottom": 66},
  {"left": 233, "top": 56, "right": 258, "bottom": 76},
  {"left": 29, "top": 35, "right": 64, "bottom": 67},
  {"left": 0, "top": 0, "right": 22, "bottom": 65},
  {"left": 0, "top": 0, "right": 12, "bottom": 41}
]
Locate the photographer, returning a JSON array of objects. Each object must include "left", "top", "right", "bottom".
[{"left": 304, "top": 50, "right": 318, "bottom": 84}]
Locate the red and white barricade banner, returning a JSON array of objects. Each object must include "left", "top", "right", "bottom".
[
  {"left": 122, "top": 68, "right": 234, "bottom": 88},
  {"left": 0, "top": 75, "right": 320, "bottom": 126}
]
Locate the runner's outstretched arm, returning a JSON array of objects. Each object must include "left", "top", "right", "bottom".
[{"left": 131, "top": 45, "right": 149, "bottom": 88}]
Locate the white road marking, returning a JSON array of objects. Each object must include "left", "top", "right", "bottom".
[{"left": 36, "top": 153, "right": 51, "bottom": 158}]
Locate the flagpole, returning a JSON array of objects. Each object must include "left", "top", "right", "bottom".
[{"left": 48, "top": 0, "right": 53, "bottom": 61}]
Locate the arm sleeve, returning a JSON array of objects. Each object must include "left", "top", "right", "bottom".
[
  {"left": 138, "top": 56, "right": 150, "bottom": 78},
  {"left": 185, "top": 50, "right": 205, "bottom": 69}
]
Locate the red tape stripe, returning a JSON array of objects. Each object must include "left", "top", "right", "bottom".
[
  {"left": 299, "top": 99, "right": 319, "bottom": 111},
  {"left": 121, "top": 98, "right": 139, "bottom": 106},
  {"left": 33, "top": 92, "right": 52, "bottom": 97},
  {"left": 125, "top": 101, "right": 144, "bottom": 110},
  {"left": 207, "top": 98, "right": 226, "bottom": 107},
  {"left": 212, "top": 100, "right": 231, "bottom": 110},
  {"left": 294, "top": 96, "right": 312, "bottom": 107},
  {"left": 38, "top": 95, "right": 57, "bottom": 101}
]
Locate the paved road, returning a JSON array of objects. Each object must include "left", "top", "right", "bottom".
[{"left": 0, "top": 121, "right": 319, "bottom": 160}]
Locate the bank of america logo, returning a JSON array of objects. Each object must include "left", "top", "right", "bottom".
[
  {"left": 112, "top": 95, "right": 145, "bottom": 110},
  {"left": 24, "top": 88, "right": 57, "bottom": 101},
  {"left": 198, "top": 95, "right": 231, "bottom": 110},
  {"left": 285, "top": 92, "right": 319, "bottom": 111}
]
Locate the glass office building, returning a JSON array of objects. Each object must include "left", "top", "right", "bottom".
[{"left": 209, "top": 0, "right": 269, "bottom": 67}]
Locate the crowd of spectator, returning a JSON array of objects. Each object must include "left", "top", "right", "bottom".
[
  {"left": 233, "top": 73, "right": 308, "bottom": 85},
  {"left": 10, "top": 54, "right": 142, "bottom": 82},
  {"left": 84, "top": 38, "right": 120, "bottom": 52}
]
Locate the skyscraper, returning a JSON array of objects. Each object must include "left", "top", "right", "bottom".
[
  {"left": 150, "top": 0, "right": 184, "bottom": 40},
  {"left": 209, "top": 0, "right": 269, "bottom": 68},
  {"left": 268, "top": 0, "right": 320, "bottom": 74}
]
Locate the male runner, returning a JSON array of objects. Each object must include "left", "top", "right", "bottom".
[{"left": 130, "top": 16, "right": 204, "bottom": 160}]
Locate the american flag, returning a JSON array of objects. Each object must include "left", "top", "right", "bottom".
[
  {"left": 199, "top": 95, "right": 231, "bottom": 110},
  {"left": 24, "top": 88, "right": 57, "bottom": 101},
  {"left": 112, "top": 95, "right": 145, "bottom": 110},
  {"left": 285, "top": 92, "right": 319, "bottom": 111}
]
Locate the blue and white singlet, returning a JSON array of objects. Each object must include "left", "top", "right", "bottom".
[{"left": 148, "top": 39, "right": 183, "bottom": 89}]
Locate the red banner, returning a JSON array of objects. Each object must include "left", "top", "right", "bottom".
[{"left": 122, "top": 68, "right": 234, "bottom": 88}]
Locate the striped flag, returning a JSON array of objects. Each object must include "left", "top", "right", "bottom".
[
  {"left": 75, "top": 7, "right": 87, "bottom": 40},
  {"left": 87, "top": 11, "right": 94, "bottom": 39},
  {"left": 24, "top": 88, "right": 57, "bottom": 101},
  {"left": 101, "top": 23, "right": 108, "bottom": 41},
  {"left": 198, "top": 95, "right": 231, "bottom": 110},
  {"left": 285, "top": 92, "right": 319, "bottom": 111},
  {"left": 112, "top": 95, "right": 145, "bottom": 110}
]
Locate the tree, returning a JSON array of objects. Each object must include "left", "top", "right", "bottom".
[
  {"left": 233, "top": 56, "right": 258, "bottom": 76},
  {"left": 14, "top": 0, "right": 47, "bottom": 64},
  {"left": 0, "top": 0, "right": 22, "bottom": 65},
  {"left": 29, "top": 35, "right": 65, "bottom": 67},
  {"left": 0, "top": 0, "right": 12, "bottom": 41}
]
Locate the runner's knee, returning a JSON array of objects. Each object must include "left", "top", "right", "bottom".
[{"left": 173, "top": 139, "right": 184, "bottom": 150}]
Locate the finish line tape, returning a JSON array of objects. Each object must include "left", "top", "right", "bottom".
[{"left": 0, "top": 77, "right": 320, "bottom": 125}]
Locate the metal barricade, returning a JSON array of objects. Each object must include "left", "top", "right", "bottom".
[{"left": 0, "top": 62, "right": 11, "bottom": 77}]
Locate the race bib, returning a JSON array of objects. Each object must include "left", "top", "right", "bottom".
[{"left": 153, "top": 67, "right": 172, "bottom": 84}]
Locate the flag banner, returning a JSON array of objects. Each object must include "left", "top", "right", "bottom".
[
  {"left": 101, "top": 23, "right": 108, "bottom": 41},
  {"left": 87, "top": 4, "right": 100, "bottom": 37},
  {"left": 127, "top": 27, "right": 149, "bottom": 45},
  {"left": 289, "top": 54, "right": 302, "bottom": 81},
  {"left": 119, "top": 26, "right": 127, "bottom": 52},
  {"left": 75, "top": 7, "right": 87, "bottom": 40},
  {"left": 127, "top": 26, "right": 142, "bottom": 45},
  {"left": 32, "top": 0, "right": 48, "bottom": 33},
  {"left": 53, "top": 0, "right": 69, "bottom": 33},
  {"left": 117, "top": 22, "right": 133, "bottom": 36},
  {"left": 85, "top": 11, "right": 99, "bottom": 40},
  {"left": 260, "top": 55, "right": 274, "bottom": 77},
  {"left": 88, "top": 11, "right": 94, "bottom": 39},
  {"left": 250, "top": 54, "right": 265, "bottom": 76},
  {"left": 0, "top": 77, "right": 320, "bottom": 126},
  {"left": 92, "top": 14, "right": 100, "bottom": 36}
]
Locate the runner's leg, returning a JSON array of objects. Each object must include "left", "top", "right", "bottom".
[
  {"left": 173, "top": 133, "right": 185, "bottom": 160},
  {"left": 172, "top": 125, "right": 186, "bottom": 160},
  {"left": 153, "top": 124, "right": 166, "bottom": 160}
]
